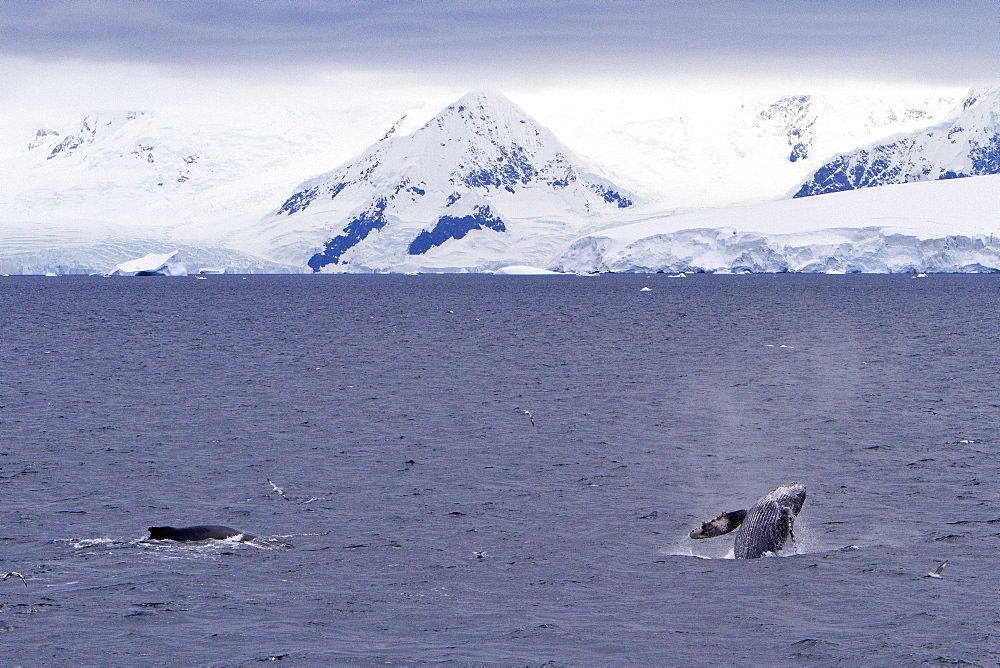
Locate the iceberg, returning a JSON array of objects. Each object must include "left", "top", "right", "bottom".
[
  {"left": 493, "top": 265, "right": 562, "bottom": 275},
  {"left": 110, "top": 250, "right": 187, "bottom": 276}
]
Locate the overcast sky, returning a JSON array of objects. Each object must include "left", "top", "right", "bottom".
[
  {"left": 1, "top": 0, "right": 996, "bottom": 86},
  {"left": 0, "top": 0, "right": 995, "bottom": 151}
]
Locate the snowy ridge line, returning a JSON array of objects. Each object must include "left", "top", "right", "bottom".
[
  {"left": 519, "top": 87, "right": 961, "bottom": 210},
  {"left": 794, "top": 85, "right": 1000, "bottom": 197}
]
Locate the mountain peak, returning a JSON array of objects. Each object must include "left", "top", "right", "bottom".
[
  {"left": 448, "top": 90, "right": 521, "bottom": 114},
  {"left": 255, "top": 91, "right": 635, "bottom": 272},
  {"left": 421, "top": 90, "right": 554, "bottom": 157}
]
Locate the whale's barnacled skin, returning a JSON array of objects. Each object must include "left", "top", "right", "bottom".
[
  {"left": 690, "top": 484, "right": 806, "bottom": 559},
  {"left": 147, "top": 525, "right": 255, "bottom": 542}
]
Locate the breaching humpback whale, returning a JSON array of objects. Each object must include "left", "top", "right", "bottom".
[
  {"left": 147, "top": 525, "right": 255, "bottom": 542},
  {"left": 690, "top": 484, "right": 806, "bottom": 558}
]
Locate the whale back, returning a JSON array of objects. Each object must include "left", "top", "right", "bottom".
[
  {"left": 733, "top": 484, "right": 806, "bottom": 559},
  {"left": 147, "top": 525, "right": 254, "bottom": 542}
]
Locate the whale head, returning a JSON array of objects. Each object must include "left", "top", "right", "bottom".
[{"left": 760, "top": 483, "right": 806, "bottom": 514}]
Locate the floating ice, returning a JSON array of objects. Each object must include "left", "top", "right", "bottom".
[
  {"left": 110, "top": 250, "right": 187, "bottom": 276},
  {"left": 493, "top": 265, "right": 561, "bottom": 275}
]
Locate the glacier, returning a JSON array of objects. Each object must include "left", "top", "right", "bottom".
[
  {"left": 0, "top": 106, "right": 375, "bottom": 275},
  {"left": 551, "top": 175, "right": 1000, "bottom": 274}
]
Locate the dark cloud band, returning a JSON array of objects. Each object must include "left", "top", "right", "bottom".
[{"left": 0, "top": 0, "right": 995, "bottom": 83}]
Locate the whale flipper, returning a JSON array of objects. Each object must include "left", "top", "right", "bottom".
[
  {"left": 147, "top": 525, "right": 255, "bottom": 542},
  {"left": 689, "top": 509, "right": 747, "bottom": 539},
  {"left": 690, "top": 484, "right": 806, "bottom": 559}
]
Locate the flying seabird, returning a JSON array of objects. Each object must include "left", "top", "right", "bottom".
[
  {"left": 267, "top": 478, "right": 291, "bottom": 501},
  {"left": 2, "top": 572, "right": 27, "bottom": 587},
  {"left": 925, "top": 561, "right": 947, "bottom": 579},
  {"left": 513, "top": 407, "right": 536, "bottom": 427}
]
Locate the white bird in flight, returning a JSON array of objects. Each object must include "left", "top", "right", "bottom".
[
  {"left": 267, "top": 478, "right": 291, "bottom": 501},
  {"left": 2, "top": 572, "right": 27, "bottom": 587},
  {"left": 513, "top": 407, "right": 536, "bottom": 427},
  {"left": 925, "top": 561, "right": 947, "bottom": 579}
]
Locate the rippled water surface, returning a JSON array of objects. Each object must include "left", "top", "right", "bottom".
[{"left": 1, "top": 274, "right": 998, "bottom": 664}]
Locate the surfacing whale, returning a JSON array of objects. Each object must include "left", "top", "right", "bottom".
[
  {"left": 690, "top": 483, "right": 806, "bottom": 559},
  {"left": 147, "top": 525, "right": 255, "bottom": 542}
]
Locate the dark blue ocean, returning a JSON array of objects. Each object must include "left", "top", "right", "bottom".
[{"left": 1, "top": 274, "right": 997, "bottom": 664}]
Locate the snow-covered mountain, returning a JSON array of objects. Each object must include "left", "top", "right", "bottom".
[
  {"left": 243, "top": 91, "right": 636, "bottom": 272},
  {"left": 552, "top": 174, "right": 1000, "bottom": 274},
  {"left": 0, "top": 84, "right": 982, "bottom": 274},
  {"left": 0, "top": 104, "right": 402, "bottom": 274},
  {"left": 794, "top": 87, "right": 1000, "bottom": 197},
  {"left": 517, "top": 88, "right": 960, "bottom": 209}
]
